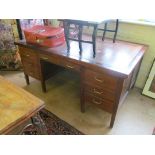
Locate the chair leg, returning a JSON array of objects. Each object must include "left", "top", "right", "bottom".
[
  {"left": 113, "top": 19, "right": 119, "bottom": 43},
  {"left": 102, "top": 22, "right": 107, "bottom": 41}
]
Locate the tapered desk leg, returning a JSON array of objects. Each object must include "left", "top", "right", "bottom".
[
  {"left": 24, "top": 73, "right": 30, "bottom": 85},
  {"left": 110, "top": 112, "right": 117, "bottom": 128},
  {"left": 41, "top": 79, "right": 46, "bottom": 93}
]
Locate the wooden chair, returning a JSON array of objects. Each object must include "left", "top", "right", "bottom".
[{"left": 98, "top": 19, "right": 119, "bottom": 43}]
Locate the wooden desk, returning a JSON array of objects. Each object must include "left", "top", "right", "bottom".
[
  {"left": 0, "top": 75, "right": 45, "bottom": 134},
  {"left": 15, "top": 36, "right": 147, "bottom": 127}
]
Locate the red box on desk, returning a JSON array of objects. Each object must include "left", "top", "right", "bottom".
[{"left": 23, "top": 25, "right": 65, "bottom": 47}]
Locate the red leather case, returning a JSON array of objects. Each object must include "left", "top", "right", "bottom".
[{"left": 23, "top": 25, "right": 65, "bottom": 47}]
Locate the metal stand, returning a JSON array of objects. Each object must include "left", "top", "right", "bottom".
[{"left": 20, "top": 112, "right": 48, "bottom": 135}]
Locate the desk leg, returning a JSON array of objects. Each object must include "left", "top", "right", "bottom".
[
  {"left": 80, "top": 70, "right": 85, "bottom": 113},
  {"left": 110, "top": 112, "right": 117, "bottom": 128},
  {"left": 110, "top": 79, "right": 123, "bottom": 128},
  {"left": 41, "top": 79, "right": 46, "bottom": 93},
  {"left": 24, "top": 73, "right": 29, "bottom": 85}
]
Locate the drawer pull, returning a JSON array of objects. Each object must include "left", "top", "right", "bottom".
[
  {"left": 94, "top": 77, "right": 103, "bottom": 83},
  {"left": 41, "top": 57, "right": 48, "bottom": 60},
  {"left": 26, "top": 54, "right": 30, "bottom": 57},
  {"left": 92, "top": 98, "right": 102, "bottom": 105},
  {"left": 93, "top": 88, "right": 103, "bottom": 95},
  {"left": 66, "top": 65, "right": 74, "bottom": 69}
]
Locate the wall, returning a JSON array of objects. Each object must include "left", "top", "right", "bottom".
[{"left": 113, "top": 22, "right": 155, "bottom": 89}]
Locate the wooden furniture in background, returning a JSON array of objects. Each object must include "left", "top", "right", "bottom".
[
  {"left": 15, "top": 36, "right": 147, "bottom": 127},
  {"left": 0, "top": 75, "right": 46, "bottom": 134},
  {"left": 61, "top": 19, "right": 100, "bottom": 57},
  {"left": 98, "top": 19, "right": 119, "bottom": 43}
]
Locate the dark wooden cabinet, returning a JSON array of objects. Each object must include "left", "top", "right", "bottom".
[
  {"left": 15, "top": 37, "right": 147, "bottom": 128},
  {"left": 19, "top": 46, "right": 41, "bottom": 85}
]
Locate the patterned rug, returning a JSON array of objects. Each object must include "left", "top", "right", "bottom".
[{"left": 22, "top": 109, "right": 84, "bottom": 135}]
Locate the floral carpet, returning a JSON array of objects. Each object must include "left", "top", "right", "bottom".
[{"left": 22, "top": 109, "right": 84, "bottom": 135}]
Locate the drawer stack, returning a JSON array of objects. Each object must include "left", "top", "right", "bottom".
[
  {"left": 83, "top": 69, "right": 118, "bottom": 113},
  {"left": 19, "top": 47, "right": 41, "bottom": 80}
]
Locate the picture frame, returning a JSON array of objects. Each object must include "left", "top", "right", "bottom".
[{"left": 142, "top": 58, "right": 155, "bottom": 99}]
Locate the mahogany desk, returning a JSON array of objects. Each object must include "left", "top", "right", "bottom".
[
  {"left": 15, "top": 36, "right": 147, "bottom": 127},
  {"left": 0, "top": 75, "right": 45, "bottom": 134}
]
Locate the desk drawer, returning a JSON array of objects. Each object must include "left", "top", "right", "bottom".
[
  {"left": 60, "top": 60, "right": 81, "bottom": 72},
  {"left": 19, "top": 47, "right": 38, "bottom": 62},
  {"left": 22, "top": 60, "right": 40, "bottom": 79},
  {"left": 39, "top": 53, "right": 60, "bottom": 65},
  {"left": 85, "top": 84, "right": 115, "bottom": 101},
  {"left": 84, "top": 93, "right": 113, "bottom": 113},
  {"left": 84, "top": 69, "right": 117, "bottom": 92}
]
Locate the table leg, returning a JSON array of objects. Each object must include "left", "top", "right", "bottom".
[
  {"left": 64, "top": 21, "right": 70, "bottom": 52},
  {"left": 31, "top": 112, "right": 48, "bottom": 135},
  {"left": 19, "top": 112, "right": 47, "bottom": 135},
  {"left": 113, "top": 19, "right": 119, "bottom": 43},
  {"left": 78, "top": 24, "right": 83, "bottom": 55},
  {"left": 102, "top": 22, "right": 107, "bottom": 41},
  {"left": 92, "top": 24, "right": 98, "bottom": 57}
]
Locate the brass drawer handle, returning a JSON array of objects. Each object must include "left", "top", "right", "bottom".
[
  {"left": 92, "top": 98, "right": 102, "bottom": 105},
  {"left": 26, "top": 54, "right": 30, "bottom": 57},
  {"left": 28, "top": 64, "right": 33, "bottom": 67},
  {"left": 66, "top": 65, "right": 74, "bottom": 69},
  {"left": 94, "top": 77, "right": 103, "bottom": 83},
  {"left": 41, "top": 57, "right": 48, "bottom": 60},
  {"left": 93, "top": 88, "right": 103, "bottom": 95},
  {"left": 29, "top": 71, "right": 33, "bottom": 75}
]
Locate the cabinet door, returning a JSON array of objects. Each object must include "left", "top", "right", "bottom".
[{"left": 19, "top": 46, "right": 41, "bottom": 80}]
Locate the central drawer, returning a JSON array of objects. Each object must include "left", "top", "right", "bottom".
[
  {"left": 39, "top": 53, "right": 60, "bottom": 65},
  {"left": 60, "top": 59, "right": 81, "bottom": 72},
  {"left": 83, "top": 69, "right": 118, "bottom": 92}
]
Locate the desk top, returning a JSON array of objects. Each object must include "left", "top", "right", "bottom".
[
  {"left": 15, "top": 36, "right": 148, "bottom": 78},
  {"left": 0, "top": 76, "right": 45, "bottom": 134}
]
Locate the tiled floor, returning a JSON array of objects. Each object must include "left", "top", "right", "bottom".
[{"left": 1, "top": 70, "right": 155, "bottom": 135}]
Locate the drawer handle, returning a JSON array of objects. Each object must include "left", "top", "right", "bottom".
[
  {"left": 93, "top": 88, "right": 103, "bottom": 95},
  {"left": 41, "top": 57, "right": 48, "bottom": 60},
  {"left": 94, "top": 77, "right": 103, "bottom": 83},
  {"left": 29, "top": 71, "right": 33, "bottom": 75},
  {"left": 26, "top": 54, "right": 30, "bottom": 57},
  {"left": 28, "top": 64, "right": 33, "bottom": 67},
  {"left": 92, "top": 98, "right": 102, "bottom": 105},
  {"left": 66, "top": 65, "right": 74, "bottom": 69}
]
